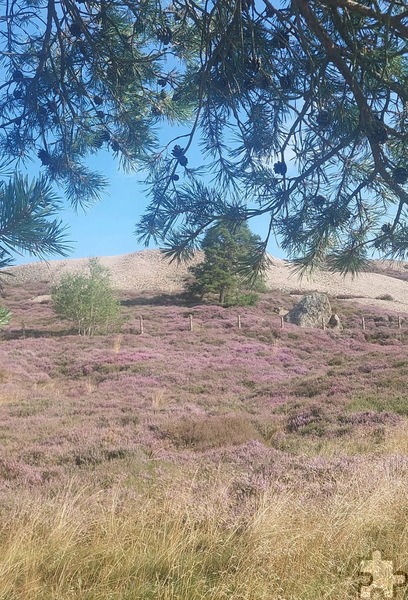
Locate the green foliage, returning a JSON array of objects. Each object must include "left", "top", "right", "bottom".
[
  {"left": 0, "top": 306, "right": 11, "bottom": 329},
  {"left": 187, "top": 223, "right": 267, "bottom": 306},
  {"left": 0, "top": 175, "right": 70, "bottom": 270},
  {"left": 224, "top": 292, "right": 260, "bottom": 308},
  {"left": 51, "top": 258, "right": 121, "bottom": 336},
  {"left": 0, "top": 0, "right": 196, "bottom": 208},
  {"left": 347, "top": 394, "right": 408, "bottom": 417},
  {"left": 1, "top": 2, "right": 408, "bottom": 272}
]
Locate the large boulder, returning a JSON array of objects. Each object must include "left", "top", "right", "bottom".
[{"left": 284, "top": 292, "right": 332, "bottom": 328}]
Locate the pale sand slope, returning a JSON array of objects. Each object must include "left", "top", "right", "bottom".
[
  {"left": 265, "top": 257, "right": 408, "bottom": 313},
  {"left": 6, "top": 250, "right": 201, "bottom": 293},
  {"left": 6, "top": 250, "right": 408, "bottom": 314}
]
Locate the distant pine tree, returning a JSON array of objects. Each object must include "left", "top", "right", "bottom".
[{"left": 187, "top": 223, "right": 267, "bottom": 306}]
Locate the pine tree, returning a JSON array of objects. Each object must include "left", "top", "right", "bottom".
[
  {"left": 0, "top": 175, "right": 70, "bottom": 270},
  {"left": 187, "top": 223, "right": 266, "bottom": 306},
  {"left": 0, "top": 0, "right": 195, "bottom": 208},
  {"left": 1, "top": 1, "right": 408, "bottom": 273}
]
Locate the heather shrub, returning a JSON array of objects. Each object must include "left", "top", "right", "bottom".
[
  {"left": 3, "top": 284, "right": 408, "bottom": 597},
  {"left": 327, "top": 354, "right": 345, "bottom": 366},
  {"left": 292, "top": 376, "right": 329, "bottom": 398},
  {"left": 287, "top": 332, "right": 300, "bottom": 340},
  {"left": 162, "top": 414, "right": 260, "bottom": 450},
  {"left": 73, "top": 446, "right": 128, "bottom": 466},
  {"left": 286, "top": 406, "right": 325, "bottom": 433},
  {"left": 51, "top": 258, "right": 121, "bottom": 336}
]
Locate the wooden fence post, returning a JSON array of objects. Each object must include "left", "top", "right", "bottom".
[
  {"left": 398, "top": 316, "right": 402, "bottom": 329},
  {"left": 189, "top": 314, "right": 193, "bottom": 332},
  {"left": 361, "top": 316, "right": 366, "bottom": 331},
  {"left": 237, "top": 314, "right": 241, "bottom": 330},
  {"left": 139, "top": 315, "right": 144, "bottom": 335},
  {"left": 280, "top": 316, "right": 284, "bottom": 329},
  {"left": 322, "top": 318, "right": 326, "bottom": 331}
]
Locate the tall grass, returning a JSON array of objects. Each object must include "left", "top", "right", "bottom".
[{"left": 1, "top": 462, "right": 408, "bottom": 599}]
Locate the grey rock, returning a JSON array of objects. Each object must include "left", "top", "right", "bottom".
[{"left": 284, "top": 292, "right": 332, "bottom": 328}]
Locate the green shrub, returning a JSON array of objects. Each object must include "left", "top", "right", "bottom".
[
  {"left": 51, "top": 258, "right": 121, "bottom": 336},
  {"left": 0, "top": 306, "right": 11, "bottom": 329},
  {"left": 224, "top": 291, "right": 259, "bottom": 307},
  {"left": 347, "top": 394, "right": 408, "bottom": 416}
]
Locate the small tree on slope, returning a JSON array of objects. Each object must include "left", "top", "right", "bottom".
[
  {"left": 187, "top": 223, "right": 266, "bottom": 306},
  {"left": 51, "top": 258, "right": 121, "bottom": 336},
  {"left": 0, "top": 306, "right": 11, "bottom": 330}
]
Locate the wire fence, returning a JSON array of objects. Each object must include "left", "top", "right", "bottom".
[{"left": 132, "top": 311, "right": 407, "bottom": 336}]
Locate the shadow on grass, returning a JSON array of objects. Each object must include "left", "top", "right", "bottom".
[
  {"left": 1, "top": 327, "right": 76, "bottom": 340},
  {"left": 121, "top": 293, "right": 201, "bottom": 307}
]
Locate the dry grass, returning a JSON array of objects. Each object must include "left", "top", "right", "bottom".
[
  {"left": 0, "top": 463, "right": 408, "bottom": 599},
  {"left": 161, "top": 414, "right": 261, "bottom": 450},
  {"left": 273, "top": 422, "right": 408, "bottom": 458}
]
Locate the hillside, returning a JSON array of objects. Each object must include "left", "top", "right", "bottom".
[
  {"left": 0, "top": 265, "right": 408, "bottom": 598},
  {"left": 5, "top": 249, "right": 408, "bottom": 313}
]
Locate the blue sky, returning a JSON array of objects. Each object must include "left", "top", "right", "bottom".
[
  {"left": 12, "top": 151, "right": 149, "bottom": 265},
  {"left": 13, "top": 131, "right": 286, "bottom": 266}
]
